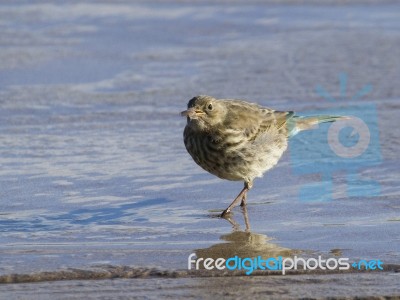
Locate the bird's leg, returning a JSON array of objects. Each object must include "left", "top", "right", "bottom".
[
  {"left": 221, "top": 181, "right": 252, "bottom": 217},
  {"left": 220, "top": 187, "right": 247, "bottom": 217},
  {"left": 240, "top": 181, "right": 253, "bottom": 206},
  {"left": 240, "top": 193, "right": 247, "bottom": 207}
]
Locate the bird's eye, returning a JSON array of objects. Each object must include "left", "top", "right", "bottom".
[{"left": 207, "top": 103, "right": 213, "bottom": 111}]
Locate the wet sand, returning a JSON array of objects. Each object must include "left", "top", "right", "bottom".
[
  {"left": 1, "top": 272, "right": 400, "bottom": 299},
  {"left": 0, "top": 0, "right": 399, "bottom": 298}
]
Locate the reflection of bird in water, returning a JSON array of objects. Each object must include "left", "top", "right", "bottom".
[{"left": 196, "top": 207, "right": 296, "bottom": 262}]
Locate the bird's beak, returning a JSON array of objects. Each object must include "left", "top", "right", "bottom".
[{"left": 180, "top": 108, "right": 204, "bottom": 119}]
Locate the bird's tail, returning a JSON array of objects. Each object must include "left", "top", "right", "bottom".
[{"left": 288, "top": 115, "right": 349, "bottom": 137}]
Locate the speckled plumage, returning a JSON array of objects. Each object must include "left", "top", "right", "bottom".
[{"left": 181, "top": 95, "right": 346, "bottom": 216}]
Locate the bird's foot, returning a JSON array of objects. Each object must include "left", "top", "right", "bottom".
[
  {"left": 221, "top": 185, "right": 249, "bottom": 217},
  {"left": 220, "top": 209, "right": 231, "bottom": 218}
]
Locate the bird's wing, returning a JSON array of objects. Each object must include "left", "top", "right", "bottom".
[
  {"left": 221, "top": 100, "right": 294, "bottom": 141},
  {"left": 255, "top": 110, "right": 294, "bottom": 138}
]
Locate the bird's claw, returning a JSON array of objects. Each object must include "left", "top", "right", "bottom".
[{"left": 220, "top": 209, "right": 231, "bottom": 218}]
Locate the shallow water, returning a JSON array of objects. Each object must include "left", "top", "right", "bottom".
[{"left": 0, "top": 0, "right": 399, "bottom": 290}]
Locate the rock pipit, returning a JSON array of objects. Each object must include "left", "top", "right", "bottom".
[{"left": 181, "top": 95, "right": 347, "bottom": 217}]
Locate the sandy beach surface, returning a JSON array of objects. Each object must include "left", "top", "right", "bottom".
[{"left": 0, "top": 1, "right": 399, "bottom": 298}]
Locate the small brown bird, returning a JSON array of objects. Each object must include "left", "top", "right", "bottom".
[{"left": 181, "top": 95, "right": 346, "bottom": 217}]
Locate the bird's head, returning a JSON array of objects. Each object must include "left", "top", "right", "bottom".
[{"left": 181, "top": 95, "right": 226, "bottom": 131}]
